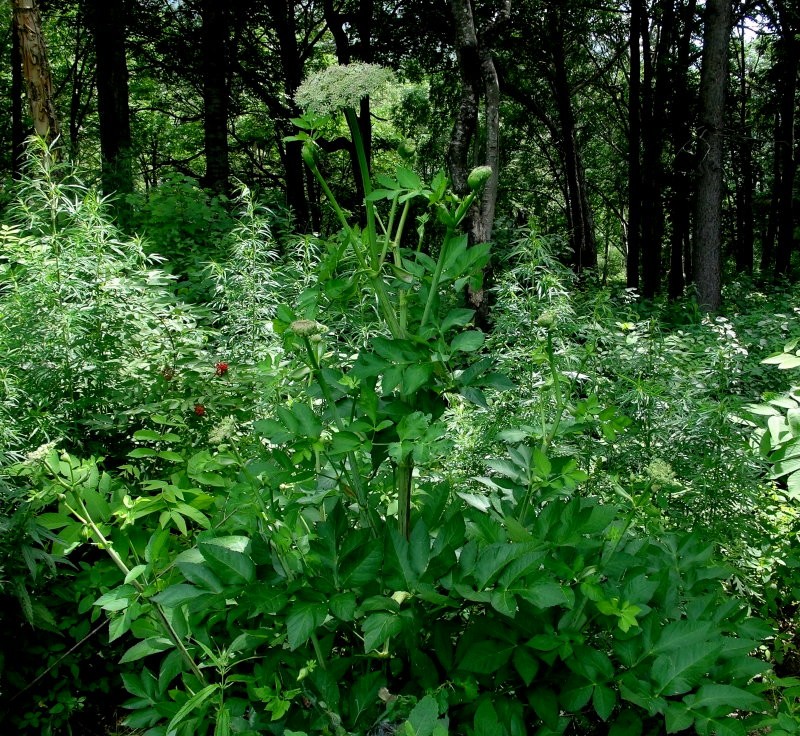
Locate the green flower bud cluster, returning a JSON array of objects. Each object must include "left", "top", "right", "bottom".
[{"left": 289, "top": 319, "right": 328, "bottom": 337}]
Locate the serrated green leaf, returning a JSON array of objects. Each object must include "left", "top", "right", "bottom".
[{"left": 287, "top": 601, "right": 328, "bottom": 650}]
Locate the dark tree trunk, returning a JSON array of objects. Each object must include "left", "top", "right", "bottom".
[
  {"left": 761, "top": 112, "right": 781, "bottom": 274},
  {"left": 668, "top": 0, "right": 697, "bottom": 298},
  {"left": 641, "top": 0, "right": 676, "bottom": 298},
  {"left": 627, "top": 0, "right": 643, "bottom": 290},
  {"left": 774, "top": 1, "right": 798, "bottom": 277},
  {"left": 448, "top": 0, "right": 507, "bottom": 325},
  {"left": 733, "top": 18, "right": 754, "bottom": 274},
  {"left": 12, "top": 0, "right": 59, "bottom": 142},
  {"left": 11, "top": 19, "right": 25, "bottom": 177},
  {"left": 693, "top": 0, "right": 732, "bottom": 312},
  {"left": 548, "top": 5, "right": 596, "bottom": 273},
  {"left": 87, "top": 0, "right": 133, "bottom": 195},
  {"left": 201, "top": 0, "right": 230, "bottom": 195},
  {"left": 273, "top": 0, "right": 309, "bottom": 228}
]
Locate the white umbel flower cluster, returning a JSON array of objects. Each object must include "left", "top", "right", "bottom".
[{"left": 295, "top": 63, "right": 394, "bottom": 114}]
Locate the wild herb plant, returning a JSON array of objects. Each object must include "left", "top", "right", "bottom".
[
  {"left": 3, "top": 67, "right": 788, "bottom": 736},
  {"left": 0, "top": 142, "right": 208, "bottom": 456}
]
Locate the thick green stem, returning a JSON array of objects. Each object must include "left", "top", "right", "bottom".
[
  {"left": 396, "top": 457, "right": 413, "bottom": 540},
  {"left": 419, "top": 230, "right": 453, "bottom": 332},
  {"left": 344, "top": 107, "right": 379, "bottom": 267}
]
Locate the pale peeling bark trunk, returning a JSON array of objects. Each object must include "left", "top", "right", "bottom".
[
  {"left": 693, "top": 0, "right": 732, "bottom": 312},
  {"left": 12, "top": 0, "right": 59, "bottom": 142},
  {"left": 448, "top": 0, "right": 507, "bottom": 320}
]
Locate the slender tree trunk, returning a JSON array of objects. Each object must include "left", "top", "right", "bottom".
[
  {"left": 693, "top": 0, "right": 732, "bottom": 311},
  {"left": 274, "top": 0, "right": 309, "bottom": 228},
  {"left": 448, "top": 0, "right": 508, "bottom": 324},
  {"left": 761, "top": 111, "right": 781, "bottom": 275},
  {"left": 87, "top": 0, "right": 133, "bottom": 195},
  {"left": 10, "top": 18, "right": 25, "bottom": 177},
  {"left": 11, "top": 0, "right": 59, "bottom": 142},
  {"left": 549, "top": 5, "right": 596, "bottom": 273},
  {"left": 641, "top": 0, "right": 676, "bottom": 298},
  {"left": 733, "top": 18, "right": 754, "bottom": 274},
  {"left": 774, "top": 1, "right": 798, "bottom": 277},
  {"left": 627, "top": 0, "right": 643, "bottom": 290},
  {"left": 667, "top": 0, "right": 697, "bottom": 298},
  {"left": 201, "top": 0, "right": 229, "bottom": 194}
]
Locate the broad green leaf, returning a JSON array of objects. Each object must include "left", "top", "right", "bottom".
[
  {"left": 330, "top": 592, "right": 357, "bottom": 621},
  {"left": 441, "top": 308, "right": 475, "bottom": 332},
  {"left": 519, "top": 582, "right": 570, "bottom": 609},
  {"left": 652, "top": 620, "right": 714, "bottom": 655},
  {"left": 474, "top": 700, "right": 502, "bottom": 736},
  {"left": 152, "top": 584, "right": 211, "bottom": 607},
  {"left": 133, "top": 429, "right": 164, "bottom": 441},
  {"left": 287, "top": 601, "right": 328, "bottom": 650},
  {"left": 451, "top": 330, "right": 485, "bottom": 353},
  {"left": 513, "top": 647, "right": 539, "bottom": 686},
  {"left": 683, "top": 684, "right": 763, "bottom": 714},
  {"left": 119, "top": 636, "right": 173, "bottom": 663},
  {"left": 405, "top": 695, "right": 439, "bottom": 736},
  {"left": 593, "top": 685, "right": 617, "bottom": 721},
  {"left": 198, "top": 536, "right": 255, "bottom": 584},
  {"left": 652, "top": 643, "right": 720, "bottom": 696},
  {"left": 362, "top": 612, "right": 404, "bottom": 652},
  {"left": 457, "top": 639, "right": 513, "bottom": 674}
]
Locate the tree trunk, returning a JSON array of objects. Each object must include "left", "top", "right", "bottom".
[
  {"left": 448, "top": 0, "right": 508, "bottom": 324},
  {"left": 627, "top": 0, "right": 642, "bottom": 290},
  {"left": 11, "top": 0, "right": 59, "bottom": 142},
  {"left": 693, "top": 0, "right": 731, "bottom": 312},
  {"left": 10, "top": 18, "right": 25, "bottom": 177},
  {"left": 273, "top": 0, "right": 309, "bottom": 228},
  {"left": 667, "top": 0, "right": 697, "bottom": 298},
  {"left": 640, "top": 0, "right": 676, "bottom": 298},
  {"left": 87, "top": 0, "right": 133, "bottom": 195},
  {"left": 761, "top": 111, "right": 781, "bottom": 275},
  {"left": 773, "top": 1, "right": 798, "bottom": 277},
  {"left": 733, "top": 18, "right": 754, "bottom": 275},
  {"left": 201, "top": 0, "right": 230, "bottom": 195},
  {"left": 549, "top": 4, "right": 596, "bottom": 273}
]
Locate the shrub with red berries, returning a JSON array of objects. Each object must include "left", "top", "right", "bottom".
[{"left": 215, "top": 362, "right": 229, "bottom": 376}]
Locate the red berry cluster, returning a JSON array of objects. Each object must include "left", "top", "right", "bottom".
[
  {"left": 215, "top": 362, "right": 229, "bottom": 376},
  {"left": 194, "top": 404, "right": 206, "bottom": 416}
]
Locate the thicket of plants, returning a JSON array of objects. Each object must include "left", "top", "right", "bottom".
[{"left": 3, "top": 105, "right": 800, "bottom": 736}]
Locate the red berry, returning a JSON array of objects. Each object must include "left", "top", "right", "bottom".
[
  {"left": 215, "top": 362, "right": 229, "bottom": 376},
  {"left": 194, "top": 404, "right": 206, "bottom": 416}
]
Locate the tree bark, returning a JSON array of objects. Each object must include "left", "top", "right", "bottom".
[
  {"left": 668, "top": 0, "right": 698, "bottom": 298},
  {"left": 11, "top": 0, "right": 59, "bottom": 142},
  {"left": 10, "top": 18, "right": 25, "bottom": 177},
  {"left": 773, "top": 0, "right": 798, "bottom": 277},
  {"left": 693, "top": 0, "right": 732, "bottom": 312},
  {"left": 548, "top": 4, "right": 597, "bottom": 273},
  {"left": 448, "top": 0, "right": 508, "bottom": 324},
  {"left": 733, "top": 18, "right": 754, "bottom": 274},
  {"left": 273, "top": 0, "right": 309, "bottom": 228},
  {"left": 87, "top": 0, "right": 133, "bottom": 195},
  {"left": 201, "top": 0, "right": 230, "bottom": 195},
  {"left": 627, "top": 0, "right": 643, "bottom": 290}
]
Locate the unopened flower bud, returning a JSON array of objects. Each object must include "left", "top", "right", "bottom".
[
  {"left": 467, "top": 165, "right": 492, "bottom": 192},
  {"left": 301, "top": 142, "right": 320, "bottom": 169},
  {"left": 290, "top": 319, "right": 328, "bottom": 337}
]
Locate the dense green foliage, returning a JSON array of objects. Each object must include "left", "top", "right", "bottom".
[{"left": 3, "top": 73, "right": 800, "bottom": 736}]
